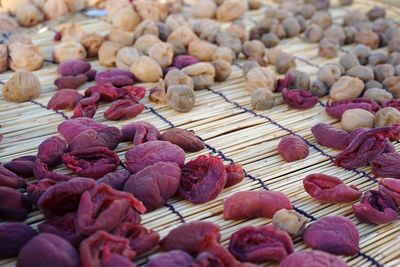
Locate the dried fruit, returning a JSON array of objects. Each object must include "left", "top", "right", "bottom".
[
  {"left": 27, "top": 179, "right": 57, "bottom": 205},
  {"left": 104, "top": 101, "right": 144, "bottom": 121},
  {"left": 374, "top": 107, "right": 400, "bottom": 127},
  {"left": 379, "top": 178, "right": 400, "bottom": 205},
  {"left": 211, "top": 60, "right": 231, "bottom": 82},
  {"left": 325, "top": 98, "right": 380, "bottom": 119},
  {"left": 37, "top": 136, "right": 67, "bottom": 167},
  {"left": 95, "top": 69, "right": 135, "bottom": 88},
  {"left": 272, "top": 209, "right": 307, "bottom": 236},
  {"left": 278, "top": 135, "right": 309, "bottom": 162},
  {"left": 8, "top": 42, "right": 44, "bottom": 71},
  {"left": 146, "top": 250, "right": 193, "bottom": 267},
  {"left": 224, "top": 163, "right": 245, "bottom": 188},
  {"left": 130, "top": 56, "right": 163, "bottom": 83},
  {"left": 280, "top": 250, "right": 349, "bottom": 267},
  {"left": 55, "top": 74, "right": 87, "bottom": 90},
  {"left": 0, "top": 223, "right": 37, "bottom": 258},
  {"left": 80, "top": 33, "right": 104, "bottom": 58},
  {"left": 317, "top": 64, "right": 342, "bottom": 87},
  {"left": 341, "top": 108, "right": 374, "bottom": 132},
  {"left": 172, "top": 55, "right": 199, "bottom": 69},
  {"left": 167, "top": 85, "right": 196, "bottom": 112},
  {"left": 319, "top": 38, "right": 339, "bottom": 58},
  {"left": 3, "top": 70, "right": 41, "bottom": 102},
  {"left": 67, "top": 127, "right": 121, "bottom": 152},
  {"left": 355, "top": 29, "right": 379, "bottom": 49},
  {"left": 383, "top": 76, "right": 400, "bottom": 98},
  {"left": 188, "top": 39, "right": 217, "bottom": 62},
  {"left": 97, "top": 170, "right": 131, "bottom": 191},
  {"left": 311, "top": 123, "right": 349, "bottom": 150},
  {"left": 165, "top": 69, "right": 194, "bottom": 91},
  {"left": 339, "top": 53, "right": 360, "bottom": 71},
  {"left": 0, "top": 186, "right": 31, "bottom": 221},
  {"left": 363, "top": 88, "right": 393, "bottom": 106},
  {"left": 0, "top": 44, "right": 8, "bottom": 73},
  {"left": 16, "top": 3, "right": 44, "bottom": 27},
  {"left": 216, "top": 0, "right": 245, "bottom": 22},
  {"left": 346, "top": 66, "right": 374, "bottom": 82},
  {"left": 111, "top": 7, "right": 141, "bottom": 31},
  {"left": 57, "top": 23, "right": 87, "bottom": 42},
  {"left": 329, "top": 76, "right": 364, "bottom": 101},
  {"left": 310, "top": 79, "right": 329, "bottom": 97},
  {"left": 53, "top": 41, "right": 87, "bottom": 63},
  {"left": 57, "top": 59, "right": 91, "bottom": 77},
  {"left": 251, "top": 88, "right": 275, "bottom": 110},
  {"left": 0, "top": 164, "right": 26, "bottom": 188},
  {"left": 374, "top": 64, "right": 395, "bottom": 83},
  {"left": 282, "top": 88, "right": 318, "bottom": 109},
  {"left": 182, "top": 62, "right": 215, "bottom": 90},
  {"left": 159, "top": 128, "right": 205, "bottom": 152},
  {"left": 212, "top": 47, "right": 236, "bottom": 64},
  {"left": 192, "top": 0, "right": 217, "bottom": 18},
  {"left": 42, "top": 0, "right": 68, "bottom": 20},
  {"left": 275, "top": 54, "right": 296, "bottom": 74},
  {"left": 149, "top": 42, "right": 174, "bottom": 68},
  {"left": 246, "top": 67, "right": 276, "bottom": 92},
  {"left": 72, "top": 93, "right": 100, "bottom": 119},
  {"left": 303, "top": 24, "right": 324, "bottom": 43},
  {"left": 223, "top": 190, "right": 292, "bottom": 220},
  {"left": 33, "top": 159, "right": 72, "bottom": 182},
  {"left": 371, "top": 153, "right": 400, "bottom": 178},
  {"left": 98, "top": 41, "right": 123, "bottom": 67}
]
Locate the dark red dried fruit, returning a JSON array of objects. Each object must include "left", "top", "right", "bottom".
[
  {"left": 335, "top": 125, "right": 400, "bottom": 169},
  {"left": 58, "top": 118, "right": 108, "bottom": 143},
  {"left": 303, "top": 173, "right": 361, "bottom": 203},
  {"left": 55, "top": 74, "right": 87, "bottom": 90},
  {"left": 37, "top": 136, "right": 67, "bottom": 167},
  {"left": 159, "top": 128, "right": 205, "bottom": 152},
  {"left": 379, "top": 178, "right": 400, "bottom": 205},
  {"left": 192, "top": 252, "right": 224, "bottom": 267},
  {"left": 67, "top": 127, "right": 121, "bottom": 152},
  {"left": 102, "top": 251, "right": 137, "bottom": 267},
  {"left": 371, "top": 153, "right": 400, "bottom": 178},
  {"left": 85, "top": 84, "right": 123, "bottom": 102},
  {"left": 145, "top": 250, "right": 193, "bottom": 267},
  {"left": 58, "top": 59, "right": 91, "bottom": 77},
  {"left": 0, "top": 186, "right": 31, "bottom": 221},
  {"left": 85, "top": 69, "right": 97, "bottom": 81},
  {"left": 124, "top": 162, "right": 181, "bottom": 211},
  {"left": 200, "top": 242, "right": 240, "bottom": 267},
  {"left": 223, "top": 191, "right": 292, "bottom": 220},
  {"left": 48, "top": 89, "right": 84, "bottom": 110},
  {"left": 72, "top": 93, "right": 100, "bottom": 119},
  {"left": 54, "top": 31, "right": 62, "bottom": 41},
  {"left": 121, "top": 121, "right": 160, "bottom": 145},
  {"left": 278, "top": 135, "right": 309, "bottom": 162},
  {"left": 224, "top": 163, "right": 245, "bottom": 188},
  {"left": 326, "top": 98, "right": 380, "bottom": 119},
  {"left": 4, "top": 155, "right": 36, "bottom": 178},
  {"left": 303, "top": 215, "right": 360, "bottom": 255},
  {"left": 229, "top": 225, "right": 294, "bottom": 263},
  {"left": 97, "top": 169, "right": 131, "bottom": 191},
  {"left": 17, "top": 233, "right": 80, "bottom": 267},
  {"left": 280, "top": 250, "right": 349, "bottom": 267},
  {"left": 0, "top": 164, "right": 26, "bottom": 188},
  {"left": 63, "top": 147, "right": 120, "bottom": 179},
  {"left": 80, "top": 230, "right": 136, "bottom": 267},
  {"left": 95, "top": 69, "right": 135, "bottom": 87},
  {"left": 276, "top": 73, "right": 293, "bottom": 93},
  {"left": 282, "top": 88, "right": 319, "bottom": 109},
  {"left": 104, "top": 100, "right": 144, "bottom": 121},
  {"left": 120, "top": 85, "right": 146, "bottom": 102},
  {"left": 37, "top": 177, "right": 96, "bottom": 218},
  {"left": 179, "top": 155, "right": 227, "bottom": 204},
  {"left": 172, "top": 55, "right": 199, "bottom": 69},
  {"left": 27, "top": 179, "right": 58, "bottom": 205},
  {"left": 33, "top": 159, "right": 72, "bottom": 182},
  {"left": 0, "top": 223, "right": 37, "bottom": 258},
  {"left": 352, "top": 190, "right": 398, "bottom": 224},
  {"left": 125, "top": 140, "right": 185, "bottom": 173},
  {"left": 383, "top": 99, "right": 400, "bottom": 111},
  {"left": 311, "top": 123, "right": 350, "bottom": 150},
  {"left": 113, "top": 222, "right": 160, "bottom": 256}
]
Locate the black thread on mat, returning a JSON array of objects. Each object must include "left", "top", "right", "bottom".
[
  {"left": 353, "top": 252, "right": 384, "bottom": 267},
  {"left": 29, "top": 100, "right": 70, "bottom": 120}
]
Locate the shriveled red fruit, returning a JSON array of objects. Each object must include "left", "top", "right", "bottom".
[
  {"left": 113, "top": 222, "right": 160, "bottom": 256},
  {"left": 326, "top": 98, "right": 380, "bottom": 119},
  {"left": 223, "top": 191, "right": 292, "bottom": 220},
  {"left": 192, "top": 252, "right": 224, "bottom": 266},
  {"left": 229, "top": 225, "right": 294, "bottom": 263},
  {"left": 3, "top": 155, "right": 36, "bottom": 177},
  {"left": 311, "top": 123, "right": 350, "bottom": 150},
  {"left": 37, "top": 136, "right": 67, "bottom": 167},
  {"left": 179, "top": 154, "right": 227, "bottom": 204},
  {"left": 303, "top": 173, "right": 361, "bottom": 203},
  {"left": 121, "top": 85, "right": 146, "bottom": 102},
  {"left": 58, "top": 59, "right": 91, "bottom": 77},
  {"left": 352, "top": 190, "right": 398, "bottom": 224},
  {"left": 80, "top": 230, "right": 136, "bottom": 267},
  {"left": 146, "top": 250, "right": 194, "bottom": 267},
  {"left": 278, "top": 135, "right": 309, "bottom": 162},
  {"left": 37, "top": 177, "right": 96, "bottom": 218},
  {"left": 276, "top": 73, "right": 293, "bottom": 92},
  {"left": 102, "top": 251, "right": 137, "bottom": 267},
  {"left": 55, "top": 74, "right": 87, "bottom": 90},
  {"left": 33, "top": 159, "right": 72, "bottom": 182},
  {"left": 0, "top": 164, "right": 26, "bottom": 188},
  {"left": 371, "top": 153, "right": 400, "bottom": 178},
  {"left": 303, "top": 215, "right": 360, "bottom": 255},
  {"left": 383, "top": 99, "right": 400, "bottom": 111},
  {"left": 0, "top": 186, "right": 32, "bottom": 221},
  {"left": 280, "top": 250, "right": 349, "bottom": 267},
  {"left": 85, "top": 84, "right": 123, "bottom": 102},
  {"left": 0, "top": 223, "right": 37, "bottom": 258},
  {"left": 27, "top": 179, "right": 58, "bottom": 205},
  {"left": 224, "top": 163, "right": 245, "bottom": 188},
  {"left": 159, "top": 128, "right": 205, "bottom": 152},
  {"left": 62, "top": 147, "right": 120, "bottom": 179},
  {"left": 124, "top": 162, "right": 181, "bottom": 211},
  {"left": 58, "top": 118, "right": 108, "bottom": 143},
  {"left": 121, "top": 121, "right": 160, "bottom": 145},
  {"left": 104, "top": 100, "right": 144, "bottom": 121},
  {"left": 85, "top": 69, "right": 97, "bottom": 81},
  {"left": 172, "top": 55, "right": 199, "bottom": 69},
  {"left": 95, "top": 69, "right": 135, "bottom": 87},
  {"left": 97, "top": 169, "right": 131, "bottom": 191},
  {"left": 379, "top": 178, "right": 400, "bottom": 205},
  {"left": 282, "top": 88, "right": 319, "bottom": 109},
  {"left": 17, "top": 233, "right": 80, "bottom": 267},
  {"left": 48, "top": 89, "right": 84, "bottom": 110},
  {"left": 125, "top": 140, "right": 185, "bottom": 173},
  {"left": 77, "top": 184, "right": 145, "bottom": 235},
  {"left": 67, "top": 127, "right": 121, "bottom": 152},
  {"left": 72, "top": 93, "right": 100, "bottom": 119}
]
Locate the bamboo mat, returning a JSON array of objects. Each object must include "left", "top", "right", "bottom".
[{"left": 1, "top": 0, "right": 400, "bottom": 266}]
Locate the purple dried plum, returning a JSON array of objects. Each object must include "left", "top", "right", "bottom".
[
  {"left": 97, "top": 169, "right": 131, "bottom": 190},
  {"left": 37, "top": 136, "right": 67, "bottom": 167},
  {"left": 276, "top": 73, "right": 293, "bottom": 92},
  {"left": 280, "top": 250, "right": 349, "bottom": 267},
  {"left": 383, "top": 99, "right": 400, "bottom": 111},
  {"left": 0, "top": 164, "right": 26, "bottom": 188},
  {"left": 172, "top": 55, "right": 199, "bottom": 69},
  {"left": 58, "top": 59, "right": 91, "bottom": 77},
  {"left": 55, "top": 74, "right": 87, "bottom": 90},
  {"left": 311, "top": 123, "right": 350, "bottom": 150},
  {"left": 77, "top": 184, "right": 146, "bottom": 235},
  {"left": 72, "top": 93, "right": 100, "bottom": 119},
  {"left": 4, "top": 155, "right": 36, "bottom": 178},
  {"left": 63, "top": 147, "right": 120, "bottom": 179},
  {"left": 95, "top": 69, "right": 135, "bottom": 87},
  {"left": 67, "top": 127, "right": 121, "bottom": 152},
  {"left": 229, "top": 225, "right": 294, "bottom": 263},
  {"left": 102, "top": 251, "right": 137, "bottom": 267},
  {"left": 27, "top": 179, "right": 58, "bottom": 205},
  {"left": 0, "top": 186, "right": 31, "bottom": 221},
  {"left": 224, "top": 163, "right": 245, "bottom": 188},
  {"left": 179, "top": 155, "right": 227, "bottom": 204},
  {"left": 0, "top": 223, "right": 37, "bottom": 258},
  {"left": 121, "top": 121, "right": 160, "bottom": 145},
  {"left": 84, "top": 84, "right": 123, "bottom": 102},
  {"left": 371, "top": 152, "right": 400, "bottom": 178},
  {"left": 33, "top": 159, "right": 72, "bottom": 182},
  {"left": 125, "top": 140, "right": 185, "bottom": 173},
  {"left": 85, "top": 69, "right": 97, "bottom": 81},
  {"left": 120, "top": 86, "right": 146, "bottom": 102},
  {"left": 104, "top": 100, "right": 145, "bottom": 121},
  {"left": 282, "top": 88, "right": 319, "bottom": 109},
  {"left": 124, "top": 162, "right": 181, "bottom": 211},
  {"left": 326, "top": 98, "right": 380, "bottom": 119},
  {"left": 352, "top": 190, "right": 398, "bottom": 224},
  {"left": 304, "top": 173, "right": 361, "bottom": 203},
  {"left": 80, "top": 230, "right": 136, "bottom": 267},
  {"left": 145, "top": 250, "right": 194, "bottom": 267},
  {"left": 159, "top": 128, "right": 205, "bottom": 152},
  {"left": 58, "top": 118, "right": 108, "bottom": 143},
  {"left": 379, "top": 178, "right": 400, "bottom": 205},
  {"left": 223, "top": 191, "right": 292, "bottom": 220},
  {"left": 192, "top": 252, "right": 224, "bottom": 267},
  {"left": 278, "top": 135, "right": 309, "bottom": 162},
  {"left": 37, "top": 177, "right": 96, "bottom": 218},
  {"left": 48, "top": 89, "right": 84, "bottom": 110},
  {"left": 303, "top": 215, "right": 360, "bottom": 255}
]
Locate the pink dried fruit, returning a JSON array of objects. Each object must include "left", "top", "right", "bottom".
[
  {"left": 67, "top": 126, "right": 121, "bottom": 152},
  {"left": 224, "top": 163, "right": 245, "bottom": 188},
  {"left": 62, "top": 147, "right": 120, "bottom": 179},
  {"left": 146, "top": 250, "right": 193, "bottom": 267},
  {"left": 311, "top": 123, "right": 349, "bottom": 150},
  {"left": 121, "top": 121, "right": 160, "bottom": 145},
  {"left": 58, "top": 59, "right": 91, "bottom": 77},
  {"left": 303, "top": 173, "right": 361, "bottom": 203},
  {"left": 303, "top": 215, "right": 360, "bottom": 255},
  {"left": 124, "top": 162, "right": 181, "bottom": 211},
  {"left": 383, "top": 99, "right": 400, "bottom": 111},
  {"left": 84, "top": 84, "right": 122, "bottom": 102},
  {"left": 104, "top": 100, "right": 144, "bottom": 121},
  {"left": 280, "top": 250, "right": 349, "bottom": 267},
  {"left": 27, "top": 179, "right": 58, "bottom": 205},
  {"left": 229, "top": 225, "right": 294, "bottom": 263},
  {"left": 72, "top": 93, "right": 100, "bottom": 119},
  {"left": 276, "top": 73, "right": 293, "bottom": 93},
  {"left": 379, "top": 178, "right": 400, "bottom": 205},
  {"left": 3, "top": 155, "right": 36, "bottom": 178},
  {"left": 223, "top": 190, "right": 292, "bottom": 220},
  {"left": 0, "top": 186, "right": 31, "bottom": 221},
  {"left": 326, "top": 98, "right": 380, "bottom": 119},
  {"left": 97, "top": 170, "right": 131, "bottom": 191},
  {"left": 33, "top": 159, "right": 72, "bottom": 182},
  {"left": 120, "top": 85, "right": 146, "bottom": 102},
  {"left": 125, "top": 140, "right": 185, "bottom": 173},
  {"left": 37, "top": 136, "right": 67, "bottom": 167},
  {"left": 54, "top": 74, "right": 87, "bottom": 90},
  {"left": 58, "top": 117, "right": 108, "bottom": 143},
  {"left": 282, "top": 88, "right": 319, "bottom": 109},
  {"left": 371, "top": 153, "right": 400, "bottom": 178},
  {"left": 0, "top": 164, "right": 26, "bottom": 189},
  {"left": 278, "top": 135, "right": 309, "bottom": 162},
  {"left": 172, "top": 55, "right": 199, "bottom": 69},
  {"left": 159, "top": 128, "right": 205, "bottom": 152},
  {"left": 48, "top": 89, "right": 84, "bottom": 110},
  {"left": 95, "top": 69, "right": 135, "bottom": 87},
  {"left": 0, "top": 223, "right": 37, "bottom": 258}
]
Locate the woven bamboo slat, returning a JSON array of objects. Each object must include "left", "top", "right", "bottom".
[{"left": 1, "top": 0, "right": 400, "bottom": 266}]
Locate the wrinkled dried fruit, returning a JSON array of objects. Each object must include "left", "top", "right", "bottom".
[
  {"left": 182, "top": 62, "right": 215, "bottom": 90},
  {"left": 27, "top": 179, "right": 57, "bottom": 205},
  {"left": 272, "top": 209, "right": 307, "bottom": 236},
  {"left": 58, "top": 60, "right": 91, "bottom": 77},
  {"left": 159, "top": 128, "right": 205, "bottom": 152},
  {"left": 329, "top": 76, "right": 364, "bottom": 101},
  {"left": 95, "top": 69, "right": 135, "bottom": 88},
  {"left": 303, "top": 215, "right": 360, "bottom": 255},
  {"left": 37, "top": 136, "right": 67, "bottom": 167},
  {"left": 58, "top": 118, "right": 108, "bottom": 142},
  {"left": 8, "top": 42, "right": 44, "bottom": 71},
  {"left": 130, "top": 56, "right": 163, "bottom": 83},
  {"left": 363, "top": 88, "right": 393, "bottom": 106},
  {"left": 33, "top": 159, "right": 72, "bottom": 182},
  {"left": 246, "top": 67, "right": 276, "bottom": 92},
  {"left": 72, "top": 93, "right": 100, "bottom": 119},
  {"left": 374, "top": 107, "right": 400, "bottom": 127},
  {"left": 104, "top": 101, "right": 144, "bottom": 121},
  {"left": 211, "top": 60, "right": 231, "bottom": 82},
  {"left": 280, "top": 250, "right": 349, "bottom": 267},
  {"left": 80, "top": 33, "right": 104, "bottom": 58},
  {"left": 352, "top": 190, "right": 398, "bottom": 224},
  {"left": 311, "top": 123, "right": 349, "bottom": 150},
  {"left": 98, "top": 41, "right": 123, "bottom": 67},
  {"left": 55, "top": 74, "right": 87, "bottom": 90},
  {"left": 167, "top": 85, "right": 196, "bottom": 112},
  {"left": 172, "top": 55, "right": 199, "bottom": 69},
  {"left": 121, "top": 122, "right": 159, "bottom": 146},
  {"left": 0, "top": 162, "right": 26, "bottom": 188},
  {"left": 0, "top": 186, "right": 31, "bottom": 221},
  {"left": 179, "top": 155, "right": 227, "bottom": 204},
  {"left": 85, "top": 84, "right": 121, "bottom": 102},
  {"left": 224, "top": 163, "right": 245, "bottom": 188},
  {"left": 251, "top": 88, "right": 275, "bottom": 110},
  {"left": 96, "top": 170, "right": 130, "bottom": 191},
  {"left": 216, "top": 0, "right": 245, "bottom": 22},
  {"left": 379, "top": 178, "right": 400, "bottom": 205},
  {"left": 278, "top": 135, "right": 309, "bottom": 162},
  {"left": 325, "top": 98, "right": 380, "bottom": 119},
  {"left": 48, "top": 89, "right": 84, "bottom": 110},
  {"left": 341, "top": 108, "right": 374, "bottom": 132},
  {"left": 371, "top": 153, "right": 400, "bottom": 178},
  {"left": 53, "top": 41, "right": 87, "bottom": 63},
  {"left": 282, "top": 88, "right": 318, "bottom": 109},
  {"left": 3, "top": 70, "right": 41, "bottom": 102},
  {"left": 0, "top": 223, "right": 37, "bottom": 258},
  {"left": 68, "top": 127, "right": 121, "bottom": 152},
  {"left": 224, "top": 190, "right": 292, "bottom": 220},
  {"left": 229, "top": 225, "right": 294, "bottom": 263},
  {"left": 146, "top": 250, "right": 193, "bottom": 267}
]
